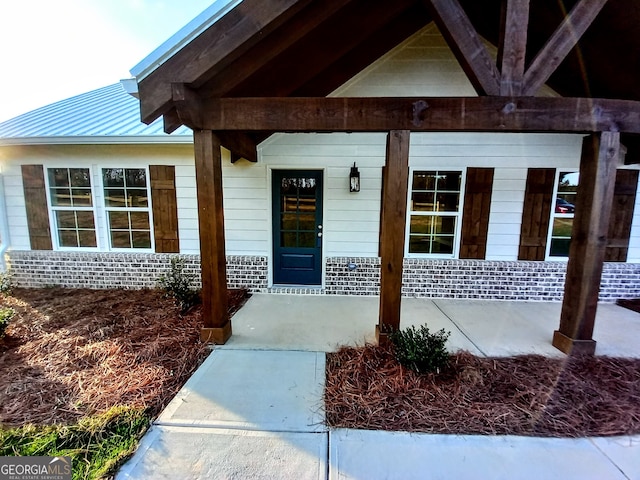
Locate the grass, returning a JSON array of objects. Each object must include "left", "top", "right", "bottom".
[{"left": 0, "top": 406, "right": 150, "bottom": 480}]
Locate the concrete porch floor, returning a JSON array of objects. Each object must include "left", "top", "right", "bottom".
[
  {"left": 117, "top": 295, "right": 640, "bottom": 479},
  {"left": 222, "top": 294, "right": 640, "bottom": 358}
]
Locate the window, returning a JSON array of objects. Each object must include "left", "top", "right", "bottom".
[
  {"left": 408, "top": 170, "right": 462, "bottom": 256},
  {"left": 47, "top": 168, "right": 97, "bottom": 248},
  {"left": 103, "top": 168, "right": 152, "bottom": 249},
  {"left": 548, "top": 171, "right": 579, "bottom": 257}
]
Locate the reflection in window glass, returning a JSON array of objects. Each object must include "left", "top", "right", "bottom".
[
  {"left": 408, "top": 171, "right": 462, "bottom": 255},
  {"left": 48, "top": 168, "right": 97, "bottom": 248},
  {"left": 549, "top": 171, "right": 578, "bottom": 257},
  {"left": 103, "top": 168, "right": 152, "bottom": 249}
]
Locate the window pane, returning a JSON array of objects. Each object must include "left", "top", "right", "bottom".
[
  {"left": 413, "top": 172, "right": 435, "bottom": 191},
  {"left": 558, "top": 172, "right": 579, "bottom": 193},
  {"left": 71, "top": 188, "right": 92, "bottom": 207},
  {"left": 49, "top": 168, "right": 69, "bottom": 188},
  {"left": 552, "top": 218, "right": 573, "bottom": 237},
  {"left": 132, "top": 231, "right": 151, "bottom": 248},
  {"left": 105, "top": 189, "right": 126, "bottom": 207},
  {"left": 432, "top": 236, "right": 454, "bottom": 254},
  {"left": 111, "top": 231, "right": 131, "bottom": 248},
  {"left": 70, "top": 168, "right": 91, "bottom": 187},
  {"left": 109, "top": 211, "right": 130, "bottom": 230},
  {"left": 58, "top": 230, "right": 78, "bottom": 247},
  {"left": 434, "top": 216, "right": 456, "bottom": 235},
  {"left": 51, "top": 188, "right": 72, "bottom": 206},
  {"left": 127, "top": 189, "right": 148, "bottom": 208},
  {"left": 411, "top": 192, "right": 435, "bottom": 212},
  {"left": 78, "top": 230, "right": 97, "bottom": 248},
  {"left": 437, "top": 172, "right": 461, "bottom": 191},
  {"left": 56, "top": 211, "right": 76, "bottom": 229},
  {"left": 103, "top": 168, "right": 124, "bottom": 187},
  {"left": 550, "top": 238, "right": 571, "bottom": 257},
  {"left": 76, "top": 211, "right": 95, "bottom": 229},
  {"left": 409, "top": 236, "right": 431, "bottom": 254},
  {"left": 410, "top": 215, "right": 434, "bottom": 235},
  {"left": 130, "top": 212, "right": 150, "bottom": 230},
  {"left": 125, "top": 169, "right": 147, "bottom": 188},
  {"left": 436, "top": 193, "right": 459, "bottom": 212}
]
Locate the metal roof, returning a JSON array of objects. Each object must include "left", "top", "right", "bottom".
[{"left": 0, "top": 83, "right": 192, "bottom": 146}]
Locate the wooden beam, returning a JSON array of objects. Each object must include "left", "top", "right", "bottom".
[
  {"left": 522, "top": 0, "right": 609, "bottom": 96},
  {"left": 377, "top": 130, "right": 410, "bottom": 344},
  {"left": 194, "top": 130, "right": 231, "bottom": 344},
  {"left": 553, "top": 131, "right": 621, "bottom": 355},
  {"left": 217, "top": 132, "right": 258, "bottom": 163},
  {"left": 138, "top": 0, "right": 311, "bottom": 123},
  {"left": 426, "top": 0, "right": 501, "bottom": 96},
  {"left": 499, "top": 0, "right": 530, "bottom": 96},
  {"left": 175, "top": 96, "right": 640, "bottom": 134},
  {"left": 199, "top": 0, "right": 357, "bottom": 97}
]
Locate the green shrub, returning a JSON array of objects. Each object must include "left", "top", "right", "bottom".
[
  {"left": 0, "top": 271, "right": 11, "bottom": 294},
  {"left": 157, "top": 257, "right": 201, "bottom": 313},
  {"left": 0, "top": 306, "right": 14, "bottom": 339},
  {"left": 0, "top": 406, "right": 150, "bottom": 480},
  {"left": 390, "top": 324, "right": 450, "bottom": 374}
]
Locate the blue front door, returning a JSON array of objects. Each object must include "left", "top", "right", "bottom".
[{"left": 272, "top": 170, "right": 323, "bottom": 285}]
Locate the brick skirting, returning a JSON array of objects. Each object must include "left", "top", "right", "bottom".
[
  {"left": 6, "top": 251, "right": 640, "bottom": 302},
  {"left": 325, "top": 257, "right": 640, "bottom": 302}
]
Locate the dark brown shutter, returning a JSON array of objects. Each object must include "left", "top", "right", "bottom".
[
  {"left": 460, "top": 168, "right": 494, "bottom": 259},
  {"left": 518, "top": 168, "right": 555, "bottom": 260},
  {"left": 150, "top": 165, "right": 180, "bottom": 253},
  {"left": 605, "top": 169, "right": 638, "bottom": 261},
  {"left": 21, "top": 165, "right": 52, "bottom": 250}
]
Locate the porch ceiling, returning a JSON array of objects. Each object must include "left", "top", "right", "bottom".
[{"left": 136, "top": 0, "right": 640, "bottom": 157}]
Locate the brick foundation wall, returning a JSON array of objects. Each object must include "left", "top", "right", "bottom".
[
  {"left": 6, "top": 252, "right": 640, "bottom": 302},
  {"left": 325, "top": 257, "right": 640, "bottom": 302},
  {"left": 6, "top": 251, "right": 268, "bottom": 292}
]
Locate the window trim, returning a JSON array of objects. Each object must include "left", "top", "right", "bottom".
[
  {"left": 405, "top": 167, "right": 466, "bottom": 259},
  {"left": 99, "top": 165, "right": 156, "bottom": 253},
  {"left": 545, "top": 169, "right": 579, "bottom": 261},
  {"left": 45, "top": 166, "right": 100, "bottom": 251}
]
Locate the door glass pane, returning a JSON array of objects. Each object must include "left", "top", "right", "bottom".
[
  {"left": 298, "top": 213, "right": 315, "bottom": 231},
  {"left": 298, "top": 232, "right": 316, "bottom": 248},
  {"left": 281, "top": 213, "right": 297, "bottom": 230},
  {"left": 281, "top": 232, "right": 297, "bottom": 247},
  {"left": 282, "top": 196, "right": 298, "bottom": 212}
]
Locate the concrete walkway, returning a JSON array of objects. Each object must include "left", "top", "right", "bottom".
[{"left": 117, "top": 295, "right": 640, "bottom": 479}]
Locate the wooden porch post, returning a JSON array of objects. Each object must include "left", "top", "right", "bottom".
[
  {"left": 376, "top": 130, "right": 410, "bottom": 344},
  {"left": 553, "top": 131, "right": 621, "bottom": 355},
  {"left": 194, "top": 130, "right": 232, "bottom": 344}
]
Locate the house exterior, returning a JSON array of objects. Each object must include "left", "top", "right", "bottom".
[
  {"left": 1, "top": 23, "right": 639, "bottom": 300},
  {"left": 1, "top": 0, "right": 640, "bottom": 351}
]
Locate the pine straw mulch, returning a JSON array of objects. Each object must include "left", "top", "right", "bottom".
[
  {"left": 0, "top": 287, "right": 250, "bottom": 427},
  {"left": 325, "top": 344, "right": 640, "bottom": 438}
]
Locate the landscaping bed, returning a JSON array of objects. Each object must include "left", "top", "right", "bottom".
[
  {"left": 0, "top": 287, "right": 249, "bottom": 479},
  {"left": 325, "top": 343, "right": 640, "bottom": 437}
]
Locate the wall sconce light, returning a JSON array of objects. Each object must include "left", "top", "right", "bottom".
[{"left": 349, "top": 162, "right": 360, "bottom": 193}]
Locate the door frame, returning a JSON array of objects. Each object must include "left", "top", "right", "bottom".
[{"left": 269, "top": 167, "right": 325, "bottom": 287}]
